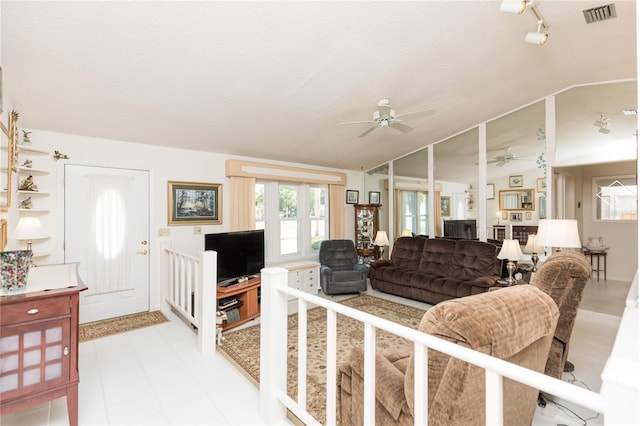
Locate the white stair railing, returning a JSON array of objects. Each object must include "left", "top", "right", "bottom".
[
  {"left": 160, "top": 241, "right": 217, "bottom": 356},
  {"left": 259, "top": 266, "right": 639, "bottom": 425}
]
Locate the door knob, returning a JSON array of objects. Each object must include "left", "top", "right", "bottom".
[{"left": 137, "top": 249, "right": 148, "bottom": 255}]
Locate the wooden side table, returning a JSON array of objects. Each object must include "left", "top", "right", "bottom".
[{"left": 582, "top": 247, "right": 608, "bottom": 281}]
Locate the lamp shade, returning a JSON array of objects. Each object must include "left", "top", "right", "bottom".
[
  {"left": 497, "top": 239, "right": 523, "bottom": 261},
  {"left": 11, "top": 217, "right": 48, "bottom": 241},
  {"left": 374, "top": 230, "right": 389, "bottom": 247},
  {"left": 401, "top": 229, "right": 412, "bottom": 237},
  {"left": 523, "top": 234, "right": 545, "bottom": 254},
  {"left": 500, "top": 0, "right": 527, "bottom": 14},
  {"left": 536, "top": 219, "right": 581, "bottom": 249}
]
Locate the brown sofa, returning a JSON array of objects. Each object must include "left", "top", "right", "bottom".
[
  {"left": 338, "top": 285, "right": 560, "bottom": 426},
  {"left": 368, "top": 236, "right": 502, "bottom": 305}
]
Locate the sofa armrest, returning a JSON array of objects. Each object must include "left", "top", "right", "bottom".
[
  {"left": 349, "top": 347, "right": 409, "bottom": 421},
  {"left": 320, "top": 265, "right": 333, "bottom": 275},
  {"left": 472, "top": 275, "right": 502, "bottom": 288},
  {"left": 369, "top": 259, "right": 393, "bottom": 269}
]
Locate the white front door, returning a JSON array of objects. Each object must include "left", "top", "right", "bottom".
[{"left": 64, "top": 165, "right": 150, "bottom": 323}]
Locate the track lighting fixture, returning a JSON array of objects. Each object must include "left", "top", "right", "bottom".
[
  {"left": 525, "top": 20, "right": 549, "bottom": 45},
  {"left": 594, "top": 114, "right": 611, "bottom": 134},
  {"left": 500, "top": 0, "right": 529, "bottom": 14},
  {"left": 500, "top": 1, "right": 549, "bottom": 45}
]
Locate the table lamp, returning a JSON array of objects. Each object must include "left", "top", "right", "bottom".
[
  {"left": 497, "top": 239, "right": 523, "bottom": 285},
  {"left": 401, "top": 229, "right": 412, "bottom": 237},
  {"left": 523, "top": 234, "right": 545, "bottom": 271},
  {"left": 11, "top": 217, "right": 48, "bottom": 251},
  {"left": 374, "top": 230, "right": 389, "bottom": 259},
  {"left": 536, "top": 219, "right": 581, "bottom": 252}
]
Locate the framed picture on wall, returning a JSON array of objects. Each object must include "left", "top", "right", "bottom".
[
  {"left": 368, "top": 191, "right": 381, "bottom": 205},
  {"left": 525, "top": 212, "right": 532, "bottom": 220},
  {"left": 509, "top": 175, "right": 523, "bottom": 188},
  {"left": 510, "top": 212, "right": 522, "bottom": 222},
  {"left": 440, "top": 196, "right": 451, "bottom": 217},
  {"left": 346, "top": 189, "right": 359, "bottom": 204},
  {"left": 537, "top": 177, "right": 546, "bottom": 193},
  {"left": 487, "top": 184, "right": 495, "bottom": 200},
  {"left": 168, "top": 181, "right": 222, "bottom": 225}
]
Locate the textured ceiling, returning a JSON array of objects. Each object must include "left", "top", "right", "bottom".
[{"left": 1, "top": 1, "right": 637, "bottom": 172}]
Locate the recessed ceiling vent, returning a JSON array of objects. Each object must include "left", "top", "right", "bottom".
[{"left": 583, "top": 3, "right": 617, "bottom": 24}]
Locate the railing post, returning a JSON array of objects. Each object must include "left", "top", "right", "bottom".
[
  {"left": 160, "top": 240, "right": 171, "bottom": 313},
  {"left": 259, "top": 267, "right": 289, "bottom": 423},
  {"left": 198, "top": 250, "right": 217, "bottom": 356}
]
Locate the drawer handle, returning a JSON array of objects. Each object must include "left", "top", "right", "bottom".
[{"left": 27, "top": 308, "right": 39, "bottom": 315}]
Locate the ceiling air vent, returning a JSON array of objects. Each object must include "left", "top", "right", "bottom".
[{"left": 583, "top": 3, "right": 617, "bottom": 24}]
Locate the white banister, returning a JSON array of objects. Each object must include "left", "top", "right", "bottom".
[
  {"left": 261, "top": 283, "right": 622, "bottom": 425},
  {"left": 198, "top": 250, "right": 217, "bottom": 356}
]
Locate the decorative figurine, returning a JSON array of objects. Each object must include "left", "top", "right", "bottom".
[
  {"left": 18, "top": 197, "right": 32, "bottom": 209},
  {"left": 20, "top": 158, "right": 33, "bottom": 168},
  {"left": 19, "top": 175, "right": 38, "bottom": 192},
  {"left": 21, "top": 130, "right": 32, "bottom": 146},
  {"left": 53, "top": 150, "right": 69, "bottom": 160}
]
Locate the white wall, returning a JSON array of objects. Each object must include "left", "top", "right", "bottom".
[{"left": 5, "top": 128, "right": 361, "bottom": 310}]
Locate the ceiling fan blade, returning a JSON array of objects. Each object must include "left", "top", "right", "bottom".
[
  {"left": 389, "top": 122, "right": 413, "bottom": 133},
  {"left": 358, "top": 126, "right": 379, "bottom": 138},
  {"left": 339, "top": 119, "right": 373, "bottom": 126},
  {"left": 395, "top": 108, "right": 435, "bottom": 119}
]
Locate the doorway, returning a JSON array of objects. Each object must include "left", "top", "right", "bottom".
[{"left": 64, "top": 165, "right": 150, "bottom": 323}]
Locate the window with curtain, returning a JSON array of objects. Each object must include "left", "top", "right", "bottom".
[
  {"left": 594, "top": 175, "right": 637, "bottom": 221},
  {"left": 399, "top": 190, "right": 428, "bottom": 236},
  {"left": 256, "top": 180, "right": 328, "bottom": 263}
]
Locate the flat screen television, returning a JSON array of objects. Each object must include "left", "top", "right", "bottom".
[
  {"left": 443, "top": 219, "right": 477, "bottom": 239},
  {"left": 204, "top": 230, "right": 265, "bottom": 285}
]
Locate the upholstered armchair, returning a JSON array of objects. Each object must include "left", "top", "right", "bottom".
[
  {"left": 338, "top": 285, "right": 559, "bottom": 425},
  {"left": 530, "top": 250, "right": 592, "bottom": 378},
  {"left": 319, "top": 240, "right": 368, "bottom": 295}
]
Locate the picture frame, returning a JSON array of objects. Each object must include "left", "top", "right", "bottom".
[
  {"left": 368, "top": 191, "right": 381, "bottom": 205},
  {"left": 346, "top": 189, "right": 359, "bottom": 204},
  {"left": 440, "top": 196, "right": 451, "bottom": 217},
  {"left": 510, "top": 212, "right": 522, "bottom": 222},
  {"left": 168, "top": 181, "right": 222, "bottom": 225},
  {"left": 537, "top": 177, "right": 546, "bottom": 193},
  {"left": 501, "top": 212, "right": 508, "bottom": 220},
  {"left": 486, "top": 183, "right": 495, "bottom": 200},
  {"left": 509, "top": 175, "right": 523, "bottom": 188},
  {"left": 525, "top": 212, "right": 532, "bottom": 220}
]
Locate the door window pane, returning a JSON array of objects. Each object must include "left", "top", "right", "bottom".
[{"left": 595, "top": 176, "right": 637, "bottom": 221}]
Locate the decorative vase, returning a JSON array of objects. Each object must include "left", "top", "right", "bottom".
[{"left": 1, "top": 250, "right": 33, "bottom": 294}]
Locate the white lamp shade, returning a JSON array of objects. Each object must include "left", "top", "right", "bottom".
[
  {"left": 500, "top": 0, "right": 527, "bottom": 14},
  {"left": 11, "top": 217, "right": 48, "bottom": 241},
  {"left": 525, "top": 31, "right": 548, "bottom": 45},
  {"left": 401, "top": 229, "right": 412, "bottom": 237},
  {"left": 374, "top": 230, "right": 389, "bottom": 246},
  {"left": 523, "top": 234, "right": 545, "bottom": 254},
  {"left": 497, "top": 239, "right": 523, "bottom": 261},
  {"left": 536, "top": 219, "right": 581, "bottom": 249}
]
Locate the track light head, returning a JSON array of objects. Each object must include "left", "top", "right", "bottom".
[
  {"left": 525, "top": 20, "right": 548, "bottom": 45},
  {"left": 500, "top": 0, "right": 528, "bottom": 14}
]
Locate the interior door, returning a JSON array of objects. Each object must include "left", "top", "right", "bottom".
[{"left": 64, "top": 165, "right": 150, "bottom": 323}]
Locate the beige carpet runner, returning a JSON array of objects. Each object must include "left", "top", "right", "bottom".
[
  {"left": 79, "top": 310, "right": 169, "bottom": 342},
  {"left": 218, "top": 294, "right": 428, "bottom": 424}
]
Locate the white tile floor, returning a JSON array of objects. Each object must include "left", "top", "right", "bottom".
[{"left": 1, "top": 278, "right": 629, "bottom": 426}]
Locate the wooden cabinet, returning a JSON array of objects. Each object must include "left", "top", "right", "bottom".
[
  {"left": 216, "top": 276, "right": 260, "bottom": 331},
  {"left": 354, "top": 204, "right": 379, "bottom": 263},
  {"left": 0, "top": 284, "right": 87, "bottom": 426}
]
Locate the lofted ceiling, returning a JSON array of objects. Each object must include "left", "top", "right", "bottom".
[{"left": 1, "top": 1, "right": 637, "bottom": 173}]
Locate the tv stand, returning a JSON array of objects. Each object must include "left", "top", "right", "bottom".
[{"left": 216, "top": 275, "right": 260, "bottom": 331}]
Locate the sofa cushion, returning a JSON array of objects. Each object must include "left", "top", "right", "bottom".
[
  {"left": 391, "top": 236, "right": 426, "bottom": 269},
  {"left": 417, "top": 239, "right": 456, "bottom": 276},
  {"left": 450, "top": 239, "right": 500, "bottom": 281}
]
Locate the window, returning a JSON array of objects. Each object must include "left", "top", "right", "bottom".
[
  {"left": 594, "top": 175, "right": 637, "bottom": 221},
  {"left": 399, "top": 190, "right": 428, "bottom": 235},
  {"left": 256, "top": 180, "right": 328, "bottom": 263}
]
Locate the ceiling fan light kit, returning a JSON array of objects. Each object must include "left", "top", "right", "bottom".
[{"left": 339, "top": 98, "right": 434, "bottom": 138}]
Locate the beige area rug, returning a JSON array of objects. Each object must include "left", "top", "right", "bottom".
[
  {"left": 218, "top": 294, "right": 428, "bottom": 424},
  {"left": 79, "top": 311, "right": 169, "bottom": 342}
]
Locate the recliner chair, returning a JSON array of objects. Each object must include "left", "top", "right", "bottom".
[
  {"left": 319, "top": 239, "right": 368, "bottom": 295},
  {"left": 530, "top": 250, "right": 592, "bottom": 378}
]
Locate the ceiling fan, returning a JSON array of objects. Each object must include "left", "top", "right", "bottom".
[
  {"left": 487, "top": 147, "right": 535, "bottom": 166},
  {"left": 339, "top": 98, "right": 434, "bottom": 138}
]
